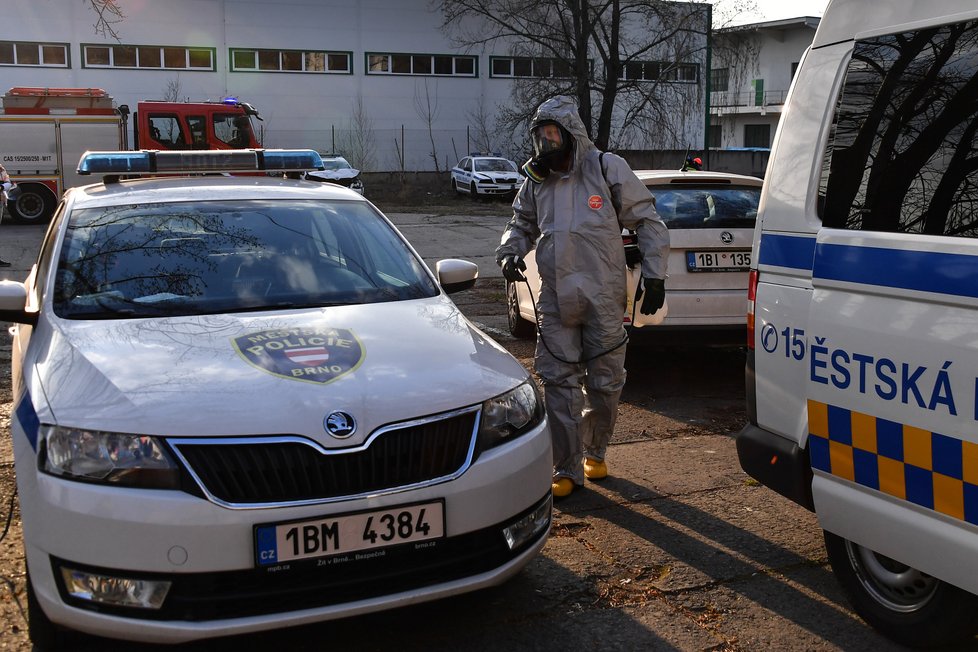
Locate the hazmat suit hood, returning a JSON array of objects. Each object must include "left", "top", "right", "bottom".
[{"left": 530, "top": 96, "right": 596, "bottom": 173}]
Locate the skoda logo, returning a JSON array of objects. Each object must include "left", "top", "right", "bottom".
[
  {"left": 324, "top": 411, "right": 357, "bottom": 439},
  {"left": 720, "top": 231, "right": 734, "bottom": 244}
]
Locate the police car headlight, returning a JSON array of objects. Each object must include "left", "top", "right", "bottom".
[
  {"left": 40, "top": 426, "right": 180, "bottom": 489},
  {"left": 478, "top": 381, "right": 544, "bottom": 451}
]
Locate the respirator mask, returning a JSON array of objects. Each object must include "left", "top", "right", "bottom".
[{"left": 522, "top": 120, "right": 572, "bottom": 183}]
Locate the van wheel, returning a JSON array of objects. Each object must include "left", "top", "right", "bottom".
[
  {"left": 10, "top": 184, "right": 56, "bottom": 224},
  {"left": 823, "top": 531, "right": 978, "bottom": 647},
  {"left": 27, "top": 572, "right": 76, "bottom": 650},
  {"left": 507, "top": 281, "right": 535, "bottom": 339}
]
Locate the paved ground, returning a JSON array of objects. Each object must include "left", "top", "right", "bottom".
[{"left": 0, "top": 214, "right": 958, "bottom": 651}]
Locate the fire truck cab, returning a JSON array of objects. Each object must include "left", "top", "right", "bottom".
[
  {"left": 134, "top": 98, "right": 261, "bottom": 151},
  {"left": 0, "top": 88, "right": 262, "bottom": 224}
]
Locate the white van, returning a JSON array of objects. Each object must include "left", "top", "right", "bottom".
[{"left": 738, "top": 0, "right": 978, "bottom": 646}]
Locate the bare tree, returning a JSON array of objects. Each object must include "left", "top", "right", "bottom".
[
  {"left": 87, "top": 0, "right": 125, "bottom": 40},
  {"left": 414, "top": 78, "right": 442, "bottom": 173},
  {"left": 336, "top": 97, "right": 377, "bottom": 172},
  {"left": 466, "top": 96, "right": 499, "bottom": 155},
  {"left": 162, "top": 76, "right": 188, "bottom": 103},
  {"left": 433, "top": 0, "right": 756, "bottom": 150}
]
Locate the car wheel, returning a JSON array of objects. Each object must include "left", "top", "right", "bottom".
[
  {"left": 823, "top": 530, "right": 978, "bottom": 647},
  {"left": 469, "top": 181, "right": 480, "bottom": 200},
  {"left": 507, "top": 281, "right": 536, "bottom": 339}
]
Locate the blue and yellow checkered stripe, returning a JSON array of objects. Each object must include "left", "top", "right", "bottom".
[{"left": 808, "top": 400, "right": 978, "bottom": 525}]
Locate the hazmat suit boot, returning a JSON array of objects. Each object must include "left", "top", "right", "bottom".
[
  {"left": 584, "top": 457, "right": 608, "bottom": 480},
  {"left": 552, "top": 477, "right": 575, "bottom": 498}
]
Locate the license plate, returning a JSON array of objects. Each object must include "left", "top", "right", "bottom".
[
  {"left": 255, "top": 500, "right": 445, "bottom": 566},
  {"left": 686, "top": 250, "right": 751, "bottom": 272}
]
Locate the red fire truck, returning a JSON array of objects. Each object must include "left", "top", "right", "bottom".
[{"left": 0, "top": 87, "right": 262, "bottom": 223}]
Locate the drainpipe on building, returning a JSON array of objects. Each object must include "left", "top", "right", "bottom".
[{"left": 704, "top": 2, "right": 712, "bottom": 170}]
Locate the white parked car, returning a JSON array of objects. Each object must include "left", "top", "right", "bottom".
[
  {"left": 2, "top": 149, "right": 552, "bottom": 648},
  {"left": 507, "top": 169, "right": 762, "bottom": 344},
  {"left": 451, "top": 155, "right": 522, "bottom": 198}
]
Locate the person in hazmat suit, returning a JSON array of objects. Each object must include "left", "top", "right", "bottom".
[{"left": 496, "top": 96, "right": 669, "bottom": 498}]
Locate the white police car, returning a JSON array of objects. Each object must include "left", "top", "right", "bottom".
[
  {"left": 450, "top": 155, "right": 522, "bottom": 198},
  {"left": 2, "top": 149, "right": 552, "bottom": 647}
]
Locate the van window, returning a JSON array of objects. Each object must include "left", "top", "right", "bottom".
[{"left": 820, "top": 19, "right": 978, "bottom": 237}]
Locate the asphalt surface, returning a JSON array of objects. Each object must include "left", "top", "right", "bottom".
[{"left": 0, "top": 213, "right": 954, "bottom": 651}]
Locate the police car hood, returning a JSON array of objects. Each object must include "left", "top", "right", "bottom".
[
  {"left": 474, "top": 168, "right": 519, "bottom": 181},
  {"left": 37, "top": 296, "right": 528, "bottom": 444},
  {"left": 306, "top": 168, "right": 359, "bottom": 182}
]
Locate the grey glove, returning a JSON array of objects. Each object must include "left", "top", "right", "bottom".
[
  {"left": 500, "top": 255, "right": 526, "bottom": 283},
  {"left": 637, "top": 277, "right": 665, "bottom": 315}
]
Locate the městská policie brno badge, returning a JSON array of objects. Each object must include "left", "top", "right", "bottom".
[{"left": 232, "top": 326, "right": 365, "bottom": 384}]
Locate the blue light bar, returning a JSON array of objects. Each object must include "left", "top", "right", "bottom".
[
  {"left": 77, "top": 149, "right": 325, "bottom": 176},
  {"left": 77, "top": 151, "right": 152, "bottom": 174}
]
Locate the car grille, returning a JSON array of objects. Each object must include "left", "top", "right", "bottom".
[
  {"left": 171, "top": 410, "right": 478, "bottom": 506},
  {"left": 50, "top": 493, "right": 550, "bottom": 622}
]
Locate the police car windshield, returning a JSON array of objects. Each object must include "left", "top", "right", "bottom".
[
  {"left": 649, "top": 186, "right": 759, "bottom": 229},
  {"left": 53, "top": 199, "right": 439, "bottom": 319},
  {"left": 321, "top": 158, "right": 354, "bottom": 171},
  {"left": 474, "top": 159, "right": 517, "bottom": 173}
]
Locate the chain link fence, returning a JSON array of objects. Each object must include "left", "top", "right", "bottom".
[{"left": 258, "top": 126, "right": 524, "bottom": 173}]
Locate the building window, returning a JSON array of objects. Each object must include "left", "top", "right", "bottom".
[
  {"left": 489, "top": 56, "right": 575, "bottom": 78},
  {"left": 711, "top": 68, "right": 729, "bottom": 92},
  {"left": 744, "top": 124, "right": 771, "bottom": 148},
  {"left": 366, "top": 53, "right": 477, "bottom": 76},
  {"left": 0, "top": 41, "right": 69, "bottom": 67},
  {"left": 820, "top": 18, "right": 978, "bottom": 237},
  {"left": 791, "top": 61, "right": 799, "bottom": 79},
  {"left": 82, "top": 44, "right": 215, "bottom": 70},
  {"left": 619, "top": 60, "right": 698, "bottom": 83},
  {"left": 230, "top": 48, "right": 351, "bottom": 73}
]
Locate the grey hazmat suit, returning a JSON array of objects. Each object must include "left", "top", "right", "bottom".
[{"left": 496, "top": 96, "right": 669, "bottom": 485}]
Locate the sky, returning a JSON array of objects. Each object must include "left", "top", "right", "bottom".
[{"left": 731, "top": 0, "right": 830, "bottom": 25}]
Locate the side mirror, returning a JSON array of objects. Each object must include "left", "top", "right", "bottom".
[
  {"left": 0, "top": 280, "right": 34, "bottom": 325},
  {"left": 436, "top": 259, "right": 478, "bottom": 294}
]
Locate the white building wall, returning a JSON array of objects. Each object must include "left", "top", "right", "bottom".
[{"left": 3, "top": 0, "right": 708, "bottom": 170}]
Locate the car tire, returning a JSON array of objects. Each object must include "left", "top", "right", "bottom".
[
  {"left": 823, "top": 530, "right": 978, "bottom": 647},
  {"left": 469, "top": 181, "right": 480, "bottom": 199},
  {"left": 27, "top": 571, "right": 77, "bottom": 650},
  {"left": 507, "top": 281, "right": 536, "bottom": 339}
]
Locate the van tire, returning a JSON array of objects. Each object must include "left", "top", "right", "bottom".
[
  {"left": 823, "top": 531, "right": 978, "bottom": 647},
  {"left": 507, "top": 281, "right": 535, "bottom": 339},
  {"left": 9, "top": 184, "right": 56, "bottom": 224}
]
